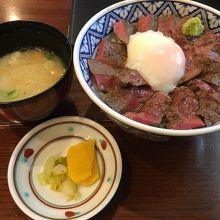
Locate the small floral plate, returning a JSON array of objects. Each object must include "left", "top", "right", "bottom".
[{"left": 8, "top": 116, "right": 122, "bottom": 220}]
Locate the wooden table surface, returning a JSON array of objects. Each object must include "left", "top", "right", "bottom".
[{"left": 0, "top": 0, "right": 220, "bottom": 220}]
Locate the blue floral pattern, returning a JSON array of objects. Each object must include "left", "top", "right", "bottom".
[
  {"left": 77, "top": 0, "right": 220, "bottom": 87},
  {"left": 207, "top": 11, "right": 220, "bottom": 29},
  {"left": 143, "top": 1, "right": 164, "bottom": 14},
  {"left": 174, "top": 3, "right": 198, "bottom": 16},
  {"left": 114, "top": 4, "right": 133, "bottom": 19},
  {"left": 91, "top": 16, "right": 106, "bottom": 33}
]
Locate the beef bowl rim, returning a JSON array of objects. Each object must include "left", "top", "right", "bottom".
[{"left": 73, "top": 0, "right": 220, "bottom": 137}]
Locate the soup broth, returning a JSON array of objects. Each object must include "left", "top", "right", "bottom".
[{"left": 0, "top": 48, "right": 65, "bottom": 102}]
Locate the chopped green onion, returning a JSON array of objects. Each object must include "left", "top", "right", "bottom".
[
  {"left": 44, "top": 51, "right": 55, "bottom": 60},
  {"left": 61, "top": 60, "right": 66, "bottom": 69},
  {"left": 7, "top": 90, "right": 18, "bottom": 99},
  {"left": 0, "top": 89, "right": 18, "bottom": 101}
]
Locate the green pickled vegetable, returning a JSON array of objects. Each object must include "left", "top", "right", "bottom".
[
  {"left": 38, "top": 155, "right": 80, "bottom": 201},
  {"left": 54, "top": 156, "right": 67, "bottom": 167},
  {"left": 182, "top": 17, "right": 204, "bottom": 37}
]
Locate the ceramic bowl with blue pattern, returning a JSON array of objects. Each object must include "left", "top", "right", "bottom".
[{"left": 73, "top": 0, "right": 220, "bottom": 140}]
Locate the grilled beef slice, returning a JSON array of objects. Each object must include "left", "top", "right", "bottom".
[
  {"left": 124, "top": 87, "right": 155, "bottom": 113},
  {"left": 103, "top": 86, "right": 154, "bottom": 114},
  {"left": 166, "top": 86, "right": 205, "bottom": 129},
  {"left": 92, "top": 74, "right": 116, "bottom": 92},
  {"left": 179, "top": 45, "right": 220, "bottom": 84},
  {"left": 188, "top": 79, "right": 220, "bottom": 126},
  {"left": 116, "top": 68, "right": 147, "bottom": 87},
  {"left": 193, "top": 31, "right": 220, "bottom": 47},
  {"left": 95, "top": 38, "right": 127, "bottom": 67},
  {"left": 88, "top": 59, "right": 117, "bottom": 76},
  {"left": 202, "top": 72, "right": 220, "bottom": 91},
  {"left": 124, "top": 91, "right": 171, "bottom": 126},
  {"left": 113, "top": 19, "right": 137, "bottom": 44},
  {"left": 137, "top": 15, "right": 158, "bottom": 32},
  {"left": 102, "top": 88, "right": 128, "bottom": 113},
  {"left": 89, "top": 59, "right": 147, "bottom": 89},
  {"left": 178, "top": 49, "right": 203, "bottom": 84},
  {"left": 183, "top": 32, "right": 220, "bottom": 84},
  {"left": 170, "top": 16, "right": 189, "bottom": 48},
  {"left": 88, "top": 59, "right": 117, "bottom": 92},
  {"left": 193, "top": 42, "right": 220, "bottom": 67},
  {"left": 179, "top": 31, "right": 220, "bottom": 84},
  {"left": 157, "top": 15, "right": 174, "bottom": 37}
]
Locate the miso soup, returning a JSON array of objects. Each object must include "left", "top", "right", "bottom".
[{"left": 0, "top": 48, "right": 65, "bottom": 102}]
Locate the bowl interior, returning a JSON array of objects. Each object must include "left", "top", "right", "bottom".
[{"left": 74, "top": 0, "right": 220, "bottom": 136}]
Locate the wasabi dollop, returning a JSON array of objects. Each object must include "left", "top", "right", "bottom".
[{"left": 182, "top": 17, "right": 204, "bottom": 37}]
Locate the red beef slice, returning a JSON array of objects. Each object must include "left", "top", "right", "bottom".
[
  {"left": 194, "top": 31, "right": 220, "bottom": 47},
  {"left": 124, "top": 91, "right": 171, "bottom": 126},
  {"left": 92, "top": 75, "right": 116, "bottom": 92},
  {"left": 194, "top": 42, "right": 220, "bottom": 67},
  {"left": 95, "top": 38, "right": 127, "bottom": 67},
  {"left": 124, "top": 87, "right": 154, "bottom": 113},
  {"left": 88, "top": 59, "right": 117, "bottom": 92},
  {"left": 188, "top": 79, "right": 220, "bottom": 126},
  {"left": 201, "top": 72, "right": 220, "bottom": 92},
  {"left": 179, "top": 31, "right": 220, "bottom": 84},
  {"left": 102, "top": 88, "right": 128, "bottom": 113},
  {"left": 116, "top": 68, "right": 147, "bottom": 87},
  {"left": 166, "top": 86, "right": 204, "bottom": 129},
  {"left": 157, "top": 15, "right": 174, "bottom": 37},
  {"left": 88, "top": 59, "right": 117, "bottom": 75},
  {"left": 170, "top": 16, "right": 189, "bottom": 48},
  {"left": 129, "top": 86, "right": 153, "bottom": 112},
  {"left": 103, "top": 86, "right": 154, "bottom": 113},
  {"left": 178, "top": 49, "right": 203, "bottom": 84},
  {"left": 137, "top": 15, "right": 158, "bottom": 32},
  {"left": 208, "top": 69, "right": 220, "bottom": 93},
  {"left": 201, "top": 40, "right": 220, "bottom": 76},
  {"left": 88, "top": 59, "right": 147, "bottom": 90},
  {"left": 113, "top": 19, "right": 136, "bottom": 44}
]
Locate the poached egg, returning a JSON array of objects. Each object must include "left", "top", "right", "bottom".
[{"left": 126, "top": 30, "right": 186, "bottom": 93}]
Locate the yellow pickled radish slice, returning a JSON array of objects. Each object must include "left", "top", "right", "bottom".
[
  {"left": 67, "top": 139, "right": 99, "bottom": 184},
  {"left": 80, "top": 150, "right": 100, "bottom": 186}
]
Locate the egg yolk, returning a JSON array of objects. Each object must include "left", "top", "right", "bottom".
[{"left": 126, "top": 30, "right": 186, "bottom": 93}]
